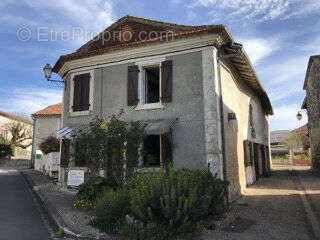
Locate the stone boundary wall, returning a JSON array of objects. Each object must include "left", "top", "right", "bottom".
[
  {"left": 0, "top": 158, "right": 31, "bottom": 167},
  {"left": 35, "top": 152, "right": 60, "bottom": 177}
]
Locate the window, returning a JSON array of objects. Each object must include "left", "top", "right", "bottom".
[
  {"left": 144, "top": 66, "right": 160, "bottom": 104},
  {"left": 127, "top": 60, "right": 173, "bottom": 109},
  {"left": 70, "top": 70, "right": 94, "bottom": 115},
  {"left": 142, "top": 134, "right": 172, "bottom": 168},
  {"left": 249, "top": 104, "right": 256, "bottom": 138},
  {"left": 143, "top": 135, "right": 161, "bottom": 167}
]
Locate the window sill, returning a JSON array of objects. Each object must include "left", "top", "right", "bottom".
[
  {"left": 135, "top": 103, "right": 164, "bottom": 111},
  {"left": 137, "top": 167, "right": 162, "bottom": 173},
  {"left": 69, "top": 110, "right": 91, "bottom": 117}
]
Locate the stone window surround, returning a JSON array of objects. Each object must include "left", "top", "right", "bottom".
[{"left": 135, "top": 58, "right": 165, "bottom": 111}]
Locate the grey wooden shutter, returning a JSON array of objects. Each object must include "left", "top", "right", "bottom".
[
  {"left": 80, "top": 73, "right": 90, "bottom": 111},
  {"left": 72, "top": 75, "right": 82, "bottom": 112},
  {"left": 127, "top": 65, "right": 139, "bottom": 106},
  {"left": 243, "top": 140, "right": 251, "bottom": 167},
  {"left": 60, "top": 139, "right": 70, "bottom": 167},
  {"left": 161, "top": 60, "right": 173, "bottom": 103},
  {"left": 161, "top": 134, "right": 172, "bottom": 172}
]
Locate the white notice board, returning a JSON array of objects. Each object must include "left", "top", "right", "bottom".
[{"left": 67, "top": 170, "right": 84, "bottom": 187}]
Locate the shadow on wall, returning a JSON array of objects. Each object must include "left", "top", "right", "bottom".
[{"left": 223, "top": 102, "right": 240, "bottom": 201}]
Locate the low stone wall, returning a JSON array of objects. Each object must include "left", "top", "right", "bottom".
[
  {"left": 0, "top": 158, "right": 31, "bottom": 167},
  {"left": 35, "top": 152, "right": 60, "bottom": 177}
]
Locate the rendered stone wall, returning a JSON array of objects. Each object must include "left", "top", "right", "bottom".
[
  {"left": 62, "top": 51, "right": 209, "bottom": 171},
  {"left": 220, "top": 60, "right": 270, "bottom": 200}
]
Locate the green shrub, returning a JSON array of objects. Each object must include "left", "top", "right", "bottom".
[
  {"left": 0, "top": 142, "right": 13, "bottom": 159},
  {"left": 39, "top": 136, "right": 60, "bottom": 155},
  {"left": 127, "top": 169, "right": 228, "bottom": 237},
  {"left": 74, "top": 176, "right": 115, "bottom": 209},
  {"left": 94, "top": 189, "right": 130, "bottom": 233}
]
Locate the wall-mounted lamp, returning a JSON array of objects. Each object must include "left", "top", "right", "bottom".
[
  {"left": 296, "top": 111, "right": 302, "bottom": 121},
  {"left": 43, "top": 63, "right": 64, "bottom": 83},
  {"left": 228, "top": 112, "right": 237, "bottom": 122}
]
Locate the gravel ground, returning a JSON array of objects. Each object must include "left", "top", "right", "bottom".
[
  {"left": 202, "top": 166, "right": 316, "bottom": 240},
  {"left": 21, "top": 169, "right": 111, "bottom": 239}
]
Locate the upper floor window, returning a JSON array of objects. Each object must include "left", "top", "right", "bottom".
[
  {"left": 143, "top": 65, "right": 160, "bottom": 104},
  {"left": 249, "top": 104, "right": 256, "bottom": 138},
  {"left": 70, "top": 71, "right": 94, "bottom": 116},
  {"left": 127, "top": 60, "right": 173, "bottom": 110}
]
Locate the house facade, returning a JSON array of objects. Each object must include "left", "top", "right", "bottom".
[
  {"left": 53, "top": 16, "right": 273, "bottom": 199},
  {"left": 302, "top": 55, "right": 320, "bottom": 169},
  {"left": 31, "top": 103, "right": 62, "bottom": 162},
  {"left": 0, "top": 111, "right": 33, "bottom": 159}
]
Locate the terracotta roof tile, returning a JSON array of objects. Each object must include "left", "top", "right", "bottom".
[
  {"left": 33, "top": 103, "right": 62, "bottom": 116},
  {"left": 0, "top": 111, "right": 33, "bottom": 125}
]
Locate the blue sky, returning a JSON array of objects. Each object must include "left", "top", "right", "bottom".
[{"left": 0, "top": 0, "right": 319, "bottom": 130}]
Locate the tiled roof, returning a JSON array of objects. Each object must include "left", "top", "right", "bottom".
[
  {"left": 292, "top": 124, "right": 308, "bottom": 137},
  {"left": 0, "top": 111, "right": 33, "bottom": 125},
  {"left": 33, "top": 103, "right": 62, "bottom": 116},
  {"left": 52, "top": 15, "right": 230, "bottom": 73},
  {"left": 52, "top": 15, "right": 273, "bottom": 115}
]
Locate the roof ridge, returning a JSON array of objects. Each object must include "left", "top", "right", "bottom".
[
  {"left": 0, "top": 110, "right": 33, "bottom": 125},
  {"left": 76, "top": 15, "right": 206, "bottom": 53}
]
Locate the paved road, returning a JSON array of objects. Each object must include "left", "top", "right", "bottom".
[
  {"left": 0, "top": 168, "right": 52, "bottom": 240},
  {"left": 203, "top": 165, "right": 320, "bottom": 240}
]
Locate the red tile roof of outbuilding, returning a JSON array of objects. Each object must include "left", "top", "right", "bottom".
[{"left": 32, "top": 103, "right": 62, "bottom": 116}]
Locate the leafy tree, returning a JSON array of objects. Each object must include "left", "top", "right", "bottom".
[
  {"left": 39, "top": 136, "right": 60, "bottom": 154},
  {"left": 283, "top": 132, "right": 302, "bottom": 151},
  {"left": 283, "top": 132, "right": 303, "bottom": 161},
  {"left": 73, "top": 114, "right": 145, "bottom": 187}
]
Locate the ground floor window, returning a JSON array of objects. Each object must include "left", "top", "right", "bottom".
[{"left": 143, "top": 135, "right": 161, "bottom": 167}]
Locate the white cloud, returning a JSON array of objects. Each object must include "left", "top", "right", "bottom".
[
  {"left": 0, "top": 88, "right": 62, "bottom": 116},
  {"left": 185, "top": 0, "right": 320, "bottom": 23},
  {"left": 23, "top": 0, "right": 115, "bottom": 32},
  {"left": 187, "top": 0, "right": 291, "bottom": 22},
  {"left": 241, "top": 38, "right": 278, "bottom": 65},
  {"left": 285, "top": 0, "right": 320, "bottom": 19},
  {"left": 270, "top": 104, "right": 308, "bottom": 131}
]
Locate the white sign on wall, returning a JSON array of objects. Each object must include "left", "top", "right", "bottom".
[{"left": 67, "top": 170, "right": 84, "bottom": 187}]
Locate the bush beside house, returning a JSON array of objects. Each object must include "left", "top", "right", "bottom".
[
  {"left": 0, "top": 137, "right": 13, "bottom": 159},
  {"left": 72, "top": 117, "right": 228, "bottom": 239}
]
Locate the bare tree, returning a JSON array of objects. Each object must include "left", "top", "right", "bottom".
[{"left": 4, "top": 122, "right": 32, "bottom": 149}]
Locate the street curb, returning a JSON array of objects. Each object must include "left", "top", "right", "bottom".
[
  {"left": 20, "top": 171, "right": 112, "bottom": 240},
  {"left": 20, "top": 171, "right": 82, "bottom": 239},
  {"left": 20, "top": 171, "right": 59, "bottom": 239}
]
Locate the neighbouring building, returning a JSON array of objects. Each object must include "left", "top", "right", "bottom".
[
  {"left": 52, "top": 16, "right": 273, "bottom": 200},
  {"left": 31, "top": 103, "right": 62, "bottom": 161},
  {"left": 0, "top": 110, "right": 33, "bottom": 159},
  {"left": 270, "top": 130, "right": 290, "bottom": 156},
  {"left": 302, "top": 55, "right": 320, "bottom": 169}
]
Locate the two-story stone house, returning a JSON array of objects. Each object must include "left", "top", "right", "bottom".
[
  {"left": 52, "top": 16, "right": 273, "bottom": 200},
  {"left": 302, "top": 55, "right": 320, "bottom": 169}
]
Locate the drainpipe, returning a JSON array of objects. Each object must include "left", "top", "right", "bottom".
[
  {"left": 31, "top": 115, "right": 36, "bottom": 169},
  {"left": 217, "top": 42, "right": 243, "bottom": 203}
]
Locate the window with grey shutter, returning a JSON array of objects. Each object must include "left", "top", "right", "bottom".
[
  {"left": 161, "top": 133, "right": 172, "bottom": 170},
  {"left": 161, "top": 60, "right": 173, "bottom": 103},
  {"left": 127, "top": 65, "right": 139, "bottom": 106},
  {"left": 72, "top": 73, "right": 90, "bottom": 112}
]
